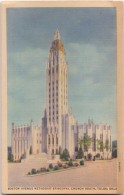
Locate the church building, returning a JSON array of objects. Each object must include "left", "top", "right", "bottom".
[
  {"left": 42, "top": 30, "right": 76, "bottom": 158},
  {"left": 11, "top": 30, "right": 112, "bottom": 161}
]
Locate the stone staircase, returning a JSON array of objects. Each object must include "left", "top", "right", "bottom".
[{"left": 21, "top": 153, "right": 48, "bottom": 172}]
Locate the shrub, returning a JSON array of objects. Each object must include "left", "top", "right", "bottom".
[
  {"left": 40, "top": 168, "right": 46, "bottom": 172},
  {"left": 80, "top": 160, "right": 84, "bottom": 166},
  {"left": 65, "top": 157, "right": 69, "bottom": 161},
  {"left": 73, "top": 162, "right": 79, "bottom": 167},
  {"left": 57, "top": 162, "right": 63, "bottom": 167},
  {"left": 76, "top": 147, "right": 84, "bottom": 159},
  {"left": 88, "top": 153, "right": 92, "bottom": 160},
  {"left": 37, "top": 169, "right": 41, "bottom": 173},
  {"left": 28, "top": 172, "right": 31, "bottom": 175},
  {"left": 54, "top": 165, "right": 59, "bottom": 170},
  {"left": 68, "top": 160, "right": 73, "bottom": 166},
  {"left": 31, "top": 168, "right": 37, "bottom": 174},
  {"left": 62, "top": 164, "right": 69, "bottom": 169},
  {"left": 61, "top": 148, "right": 70, "bottom": 161},
  {"left": 49, "top": 163, "right": 53, "bottom": 169},
  {"left": 47, "top": 168, "right": 50, "bottom": 172},
  {"left": 96, "top": 153, "right": 100, "bottom": 158}
]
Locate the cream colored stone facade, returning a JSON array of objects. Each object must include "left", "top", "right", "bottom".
[
  {"left": 77, "top": 119, "right": 112, "bottom": 159},
  {"left": 42, "top": 30, "right": 76, "bottom": 158},
  {"left": 11, "top": 120, "right": 41, "bottom": 161}
]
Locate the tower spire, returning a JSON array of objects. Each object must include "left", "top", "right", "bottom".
[
  {"left": 54, "top": 29, "right": 61, "bottom": 40},
  {"left": 46, "top": 30, "right": 68, "bottom": 156}
]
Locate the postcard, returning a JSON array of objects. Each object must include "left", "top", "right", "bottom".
[{"left": 1, "top": 1, "right": 123, "bottom": 194}]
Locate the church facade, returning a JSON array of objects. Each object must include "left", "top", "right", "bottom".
[{"left": 11, "top": 30, "right": 112, "bottom": 161}]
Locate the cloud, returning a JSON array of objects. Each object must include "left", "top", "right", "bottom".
[
  {"left": 66, "top": 42, "right": 117, "bottom": 136},
  {"left": 7, "top": 7, "right": 116, "bottom": 53},
  {"left": 7, "top": 47, "right": 48, "bottom": 130},
  {"left": 67, "top": 42, "right": 116, "bottom": 99},
  {"left": 7, "top": 7, "right": 117, "bottom": 145},
  {"left": 67, "top": 42, "right": 116, "bottom": 76}
]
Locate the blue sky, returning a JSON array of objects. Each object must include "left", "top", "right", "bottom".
[{"left": 7, "top": 7, "right": 117, "bottom": 145}]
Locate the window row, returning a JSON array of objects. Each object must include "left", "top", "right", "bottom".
[
  {"left": 49, "top": 80, "right": 58, "bottom": 86},
  {"left": 49, "top": 91, "right": 58, "bottom": 96},
  {"left": 49, "top": 116, "right": 58, "bottom": 121},
  {"left": 48, "top": 67, "right": 58, "bottom": 75},
  {"left": 48, "top": 99, "right": 58, "bottom": 104},
  {"left": 49, "top": 104, "right": 58, "bottom": 109},
  {"left": 49, "top": 111, "right": 59, "bottom": 115},
  {"left": 48, "top": 135, "right": 58, "bottom": 145}
]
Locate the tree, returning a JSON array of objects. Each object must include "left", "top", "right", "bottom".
[
  {"left": 8, "top": 153, "right": 14, "bottom": 162},
  {"left": 96, "top": 139, "right": 103, "bottom": 151},
  {"left": 61, "top": 148, "right": 70, "bottom": 161},
  {"left": 88, "top": 153, "right": 92, "bottom": 160},
  {"left": 83, "top": 135, "right": 92, "bottom": 159},
  {"left": 77, "top": 137, "right": 84, "bottom": 159},
  {"left": 96, "top": 139, "right": 104, "bottom": 158},
  {"left": 112, "top": 141, "right": 117, "bottom": 158},
  {"left": 76, "top": 147, "right": 84, "bottom": 159},
  {"left": 78, "top": 137, "right": 84, "bottom": 148},
  {"left": 78, "top": 135, "right": 92, "bottom": 159},
  {"left": 104, "top": 139, "right": 110, "bottom": 151},
  {"left": 78, "top": 135, "right": 92, "bottom": 151},
  {"left": 104, "top": 139, "right": 110, "bottom": 159},
  {"left": 29, "top": 146, "right": 32, "bottom": 155},
  {"left": 112, "top": 149, "right": 117, "bottom": 158}
]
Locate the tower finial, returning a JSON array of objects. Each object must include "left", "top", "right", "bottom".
[{"left": 54, "top": 29, "right": 61, "bottom": 40}]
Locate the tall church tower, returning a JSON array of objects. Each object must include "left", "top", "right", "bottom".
[{"left": 45, "top": 30, "right": 68, "bottom": 155}]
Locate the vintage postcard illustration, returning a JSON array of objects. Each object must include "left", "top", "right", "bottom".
[{"left": 1, "top": 1, "right": 123, "bottom": 194}]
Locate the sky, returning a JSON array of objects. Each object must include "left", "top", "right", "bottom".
[{"left": 7, "top": 7, "right": 117, "bottom": 145}]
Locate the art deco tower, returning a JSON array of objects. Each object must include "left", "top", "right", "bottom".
[{"left": 44, "top": 30, "right": 68, "bottom": 155}]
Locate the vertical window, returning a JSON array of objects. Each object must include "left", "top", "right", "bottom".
[
  {"left": 56, "top": 136, "right": 58, "bottom": 145},
  {"left": 49, "top": 136, "right": 50, "bottom": 144},
  {"left": 56, "top": 66, "right": 58, "bottom": 72},
  {"left": 52, "top": 136, "right": 54, "bottom": 145}
]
